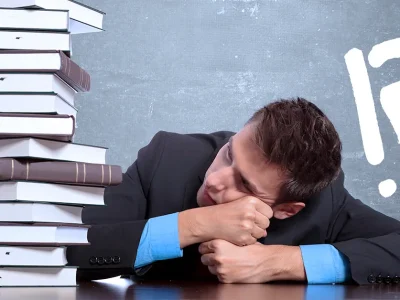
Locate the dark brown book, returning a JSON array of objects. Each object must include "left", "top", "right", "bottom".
[
  {"left": 0, "top": 113, "right": 75, "bottom": 142},
  {"left": 0, "top": 50, "right": 90, "bottom": 92},
  {"left": 0, "top": 158, "right": 122, "bottom": 187}
]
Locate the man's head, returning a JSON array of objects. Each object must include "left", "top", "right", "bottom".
[{"left": 196, "top": 97, "right": 342, "bottom": 219}]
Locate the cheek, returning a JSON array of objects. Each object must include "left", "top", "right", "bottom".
[
  {"left": 221, "top": 188, "right": 248, "bottom": 203},
  {"left": 205, "top": 154, "right": 227, "bottom": 178},
  {"left": 213, "top": 153, "right": 227, "bottom": 168}
]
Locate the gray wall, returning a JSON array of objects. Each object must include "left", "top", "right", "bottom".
[{"left": 71, "top": 0, "right": 400, "bottom": 219}]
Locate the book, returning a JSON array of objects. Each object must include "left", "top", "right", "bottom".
[
  {"left": 0, "top": 0, "right": 105, "bottom": 34},
  {"left": 0, "top": 30, "right": 71, "bottom": 53},
  {"left": 0, "top": 50, "right": 91, "bottom": 92},
  {"left": 0, "top": 246, "right": 67, "bottom": 266},
  {"left": 0, "top": 73, "right": 76, "bottom": 106},
  {"left": 0, "top": 113, "right": 75, "bottom": 142},
  {"left": 0, "top": 94, "right": 77, "bottom": 118},
  {"left": 0, "top": 158, "right": 123, "bottom": 186},
  {"left": 0, "top": 223, "right": 88, "bottom": 245},
  {"left": 0, "top": 181, "right": 105, "bottom": 206},
  {"left": 0, "top": 8, "right": 69, "bottom": 32},
  {"left": 0, "top": 203, "right": 82, "bottom": 224},
  {"left": 0, "top": 285, "right": 76, "bottom": 297},
  {"left": 0, "top": 137, "right": 106, "bottom": 164},
  {"left": 0, "top": 267, "right": 77, "bottom": 287}
]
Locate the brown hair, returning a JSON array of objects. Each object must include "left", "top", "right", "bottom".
[{"left": 248, "top": 97, "right": 342, "bottom": 202}]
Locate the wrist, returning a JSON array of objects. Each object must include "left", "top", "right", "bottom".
[
  {"left": 260, "top": 245, "right": 306, "bottom": 282},
  {"left": 178, "top": 207, "right": 212, "bottom": 248}
]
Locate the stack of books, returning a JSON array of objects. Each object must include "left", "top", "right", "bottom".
[{"left": 0, "top": 1, "right": 121, "bottom": 287}]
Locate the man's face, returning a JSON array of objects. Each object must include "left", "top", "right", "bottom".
[{"left": 197, "top": 124, "right": 284, "bottom": 208}]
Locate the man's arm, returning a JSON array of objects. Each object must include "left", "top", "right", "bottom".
[
  {"left": 328, "top": 171, "right": 400, "bottom": 285},
  {"left": 299, "top": 244, "right": 351, "bottom": 284},
  {"left": 134, "top": 213, "right": 183, "bottom": 269},
  {"left": 66, "top": 132, "right": 167, "bottom": 281},
  {"left": 198, "top": 240, "right": 306, "bottom": 283},
  {"left": 251, "top": 171, "right": 400, "bottom": 285},
  {"left": 134, "top": 196, "right": 274, "bottom": 270},
  {"left": 66, "top": 131, "right": 214, "bottom": 280}
]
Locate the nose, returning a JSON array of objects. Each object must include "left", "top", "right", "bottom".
[
  {"left": 205, "top": 167, "right": 245, "bottom": 203},
  {"left": 205, "top": 170, "right": 226, "bottom": 193}
]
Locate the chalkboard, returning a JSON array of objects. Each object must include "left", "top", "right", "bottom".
[{"left": 71, "top": 0, "right": 400, "bottom": 219}]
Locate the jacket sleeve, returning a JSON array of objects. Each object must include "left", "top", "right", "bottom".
[
  {"left": 328, "top": 171, "right": 400, "bottom": 285},
  {"left": 66, "top": 131, "right": 167, "bottom": 281}
]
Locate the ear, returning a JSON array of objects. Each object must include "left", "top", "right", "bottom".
[{"left": 272, "top": 202, "right": 305, "bottom": 220}]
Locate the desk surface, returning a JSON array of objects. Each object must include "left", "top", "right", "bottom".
[{"left": 1, "top": 278, "right": 400, "bottom": 299}]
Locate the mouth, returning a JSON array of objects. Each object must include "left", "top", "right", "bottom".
[{"left": 203, "top": 189, "right": 217, "bottom": 205}]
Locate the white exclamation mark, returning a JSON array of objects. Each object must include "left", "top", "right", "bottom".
[
  {"left": 367, "top": 38, "right": 400, "bottom": 198},
  {"left": 345, "top": 48, "right": 384, "bottom": 165},
  {"left": 345, "top": 47, "right": 397, "bottom": 198}
]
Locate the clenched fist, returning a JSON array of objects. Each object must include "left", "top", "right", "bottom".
[{"left": 201, "top": 196, "right": 273, "bottom": 246}]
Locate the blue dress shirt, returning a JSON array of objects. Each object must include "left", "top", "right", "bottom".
[
  {"left": 134, "top": 213, "right": 351, "bottom": 284},
  {"left": 134, "top": 213, "right": 183, "bottom": 268}
]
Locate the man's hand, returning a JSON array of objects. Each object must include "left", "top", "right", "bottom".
[
  {"left": 179, "top": 196, "right": 273, "bottom": 248},
  {"left": 198, "top": 239, "right": 306, "bottom": 283}
]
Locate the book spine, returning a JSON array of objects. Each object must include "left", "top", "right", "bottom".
[
  {"left": 59, "top": 51, "right": 90, "bottom": 92},
  {"left": 0, "top": 159, "right": 122, "bottom": 186}
]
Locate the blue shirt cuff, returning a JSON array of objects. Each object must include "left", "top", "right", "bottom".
[
  {"left": 300, "top": 244, "right": 351, "bottom": 284},
  {"left": 134, "top": 212, "right": 183, "bottom": 268}
]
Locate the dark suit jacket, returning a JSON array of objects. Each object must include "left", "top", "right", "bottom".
[{"left": 67, "top": 131, "right": 400, "bottom": 285}]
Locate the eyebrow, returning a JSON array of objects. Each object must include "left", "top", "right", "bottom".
[{"left": 228, "top": 137, "right": 261, "bottom": 194}]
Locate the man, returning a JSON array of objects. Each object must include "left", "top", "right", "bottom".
[{"left": 67, "top": 98, "right": 400, "bottom": 285}]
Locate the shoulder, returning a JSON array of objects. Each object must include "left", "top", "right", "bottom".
[
  {"left": 326, "top": 168, "right": 353, "bottom": 216},
  {"left": 154, "top": 130, "right": 235, "bottom": 144},
  {"left": 330, "top": 168, "right": 346, "bottom": 199},
  {"left": 148, "top": 130, "right": 234, "bottom": 155},
  {"left": 307, "top": 168, "right": 345, "bottom": 208},
  {"left": 134, "top": 129, "right": 234, "bottom": 174},
  {"left": 132, "top": 130, "right": 233, "bottom": 193}
]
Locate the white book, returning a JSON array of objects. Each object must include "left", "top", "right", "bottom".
[
  {"left": 0, "top": 181, "right": 105, "bottom": 206},
  {"left": 0, "top": 8, "right": 69, "bottom": 32},
  {"left": 0, "top": 30, "right": 71, "bottom": 52},
  {"left": 0, "top": 51, "right": 77, "bottom": 73},
  {"left": 0, "top": 246, "right": 67, "bottom": 266},
  {"left": 0, "top": 137, "right": 106, "bottom": 164},
  {"left": 0, "top": 113, "right": 73, "bottom": 134},
  {"left": 0, "top": 285, "right": 76, "bottom": 298},
  {"left": 0, "top": 267, "right": 77, "bottom": 287},
  {"left": 0, "top": 203, "right": 82, "bottom": 224},
  {"left": 0, "top": 224, "right": 88, "bottom": 245},
  {"left": 0, "top": 0, "right": 105, "bottom": 34},
  {"left": 0, "top": 94, "right": 77, "bottom": 118},
  {"left": 0, "top": 73, "right": 76, "bottom": 106}
]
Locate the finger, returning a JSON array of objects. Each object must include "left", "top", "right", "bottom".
[
  {"left": 201, "top": 254, "right": 217, "bottom": 266},
  {"left": 251, "top": 225, "right": 267, "bottom": 240},
  {"left": 254, "top": 211, "right": 270, "bottom": 229},
  {"left": 254, "top": 199, "right": 273, "bottom": 219},
  {"left": 208, "top": 266, "right": 218, "bottom": 275},
  {"left": 240, "top": 236, "right": 257, "bottom": 246},
  {"left": 198, "top": 241, "right": 215, "bottom": 255}
]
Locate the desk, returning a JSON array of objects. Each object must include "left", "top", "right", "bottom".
[{"left": 1, "top": 278, "right": 400, "bottom": 299}]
